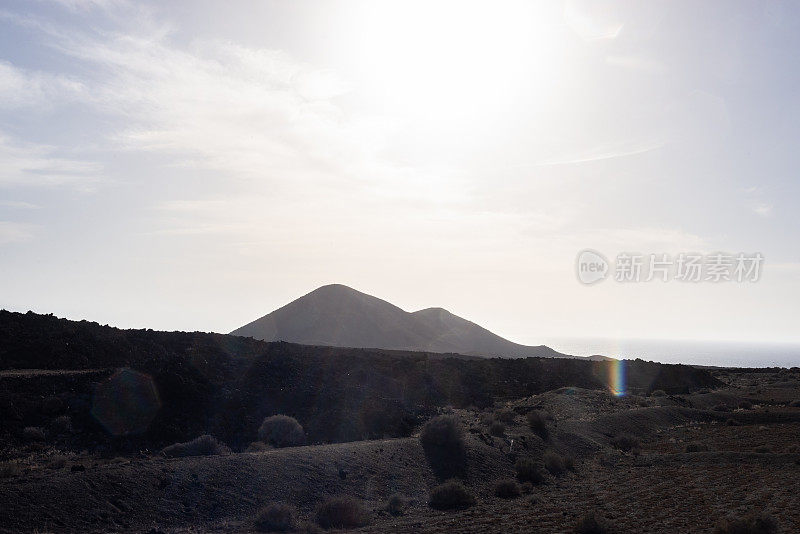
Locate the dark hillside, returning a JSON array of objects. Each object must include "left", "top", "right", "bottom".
[{"left": 0, "top": 310, "right": 721, "bottom": 453}]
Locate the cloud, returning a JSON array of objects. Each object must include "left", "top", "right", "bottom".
[
  {"left": 45, "top": 29, "right": 366, "bottom": 190},
  {"left": 0, "top": 60, "right": 85, "bottom": 109},
  {"left": 0, "top": 135, "right": 102, "bottom": 188},
  {"left": 43, "top": 0, "right": 126, "bottom": 11},
  {"left": 0, "top": 221, "right": 36, "bottom": 244},
  {"left": 537, "top": 140, "right": 665, "bottom": 167},
  {"left": 752, "top": 203, "right": 773, "bottom": 217},
  {"left": 0, "top": 201, "right": 41, "bottom": 209}
]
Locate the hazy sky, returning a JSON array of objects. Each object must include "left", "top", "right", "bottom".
[{"left": 1, "top": 0, "right": 799, "bottom": 345}]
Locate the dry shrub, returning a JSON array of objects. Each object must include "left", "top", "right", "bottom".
[
  {"left": 161, "top": 435, "right": 231, "bottom": 458},
  {"left": 726, "top": 418, "right": 741, "bottom": 426},
  {"left": 738, "top": 401, "right": 753, "bottom": 410},
  {"left": 22, "top": 426, "right": 45, "bottom": 442},
  {"left": 515, "top": 458, "right": 544, "bottom": 484},
  {"left": 713, "top": 404, "right": 732, "bottom": 412},
  {"left": 315, "top": 495, "right": 369, "bottom": 529},
  {"left": 610, "top": 433, "right": 640, "bottom": 452},
  {"left": 526, "top": 411, "right": 549, "bottom": 440},
  {"left": 493, "top": 478, "right": 521, "bottom": 499},
  {"left": 754, "top": 445, "right": 772, "bottom": 453},
  {"left": 563, "top": 455, "right": 576, "bottom": 471},
  {"left": 0, "top": 461, "right": 21, "bottom": 478},
  {"left": 50, "top": 415, "right": 72, "bottom": 435},
  {"left": 48, "top": 455, "right": 67, "bottom": 469},
  {"left": 520, "top": 481, "right": 534, "bottom": 494},
  {"left": 712, "top": 512, "right": 778, "bottom": 534},
  {"left": 495, "top": 409, "right": 516, "bottom": 423},
  {"left": 254, "top": 502, "right": 298, "bottom": 532},
  {"left": 428, "top": 479, "right": 476, "bottom": 510},
  {"left": 543, "top": 451, "right": 565, "bottom": 476},
  {"left": 386, "top": 493, "right": 407, "bottom": 516},
  {"left": 258, "top": 415, "right": 306, "bottom": 448},
  {"left": 650, "top": 389, "right": 666, "bottom": 397},
  {"left": 246, "top": 441, "right": 272, "bottom": 452},
  {"left": 575, "top": 512, "right": 613, "bottom": 534},
  {"left": 489, "top": 421, "right": 506, "bottom": 437},
  {"left": 420, "top": 415, "right": 467, "bottom": 478},
  {"left": 685, "top": 443, "right": 710, "bottom": 453}
]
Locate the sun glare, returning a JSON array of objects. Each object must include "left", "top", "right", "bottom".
[{"left": 343, "top": 1, "right": 565, "bottom": 127}]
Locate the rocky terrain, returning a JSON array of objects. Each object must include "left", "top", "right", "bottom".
[{"left": 1, "top": 310, "right": 798, "bottom": 533}]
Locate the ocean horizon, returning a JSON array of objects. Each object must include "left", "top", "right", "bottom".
[{"left": 542, "top": 337, "right": 800, "bottom": 368}]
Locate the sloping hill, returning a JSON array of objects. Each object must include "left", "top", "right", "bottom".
[{"left": 231, "top": 284, "right": 566, "bottom": 359}]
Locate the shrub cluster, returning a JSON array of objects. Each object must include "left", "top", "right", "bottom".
[
  {"left": 315, "top": 495, "right": 369, "bottom": 529},
  {"left": 515, "top": 458, "right": 544, "bottom": 484},
  {"left": 419, "top": 415, "right": 467, "bottom": 478},
  {"left": 0, "top": 461, "right": 21, "bottom": 478},
  {"left": 712, "top": 512, "right": 778, "bottom": 534},
  {"left": 489, "top": 421, "right": 506, "bottom": 437},
  {"left": 161, "top": 434, "right": 231, "bottom": 458},
  {"left": 574, "top": 512, "right": 613, "bottom": 534},
  {"left": 610, "top": 433, "right": 640, "bottom": 452},
  {"left": 428, "top": 479, "right": 476, "bottom": 510},
  {"left": 22, "top": 426, "right": 45, "bottom": 442},
  {"left": 526, "top": 411, "right": 549, "bottom": 440},
  {"left": 386, "top": 493, "right": 407, "bottom": 516},
  {"left": 495, "top": 409, "right": 516, "bottom": 423},
  {"left": 258, "top": 415, "right": 306, "bottom": 448},
  {"left": 493, "top": 478, "right": 521, "bottom": 499},
  {"left": 254, "top": 502, "right": 298, "bottom": 532},
  {"left": 543, "top": 451, "right": 566, "bottom": 476}
]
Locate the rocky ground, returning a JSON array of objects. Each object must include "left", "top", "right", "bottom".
[{"left": 1, "top": 367, "right": 799, "bottom": 533}]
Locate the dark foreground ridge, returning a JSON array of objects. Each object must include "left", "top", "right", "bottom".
[{"left": 1, "top": 309, "right": 719, "bottom": 452}]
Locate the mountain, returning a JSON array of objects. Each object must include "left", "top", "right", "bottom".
[{"left": 230, "top": 284, "right": 572, "bottom": 359}]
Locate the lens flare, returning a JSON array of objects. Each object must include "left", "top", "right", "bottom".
[{"left": 608, "top": 359, "right": 627, "bottom": 397}]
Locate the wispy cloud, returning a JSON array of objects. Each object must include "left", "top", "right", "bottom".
[
  {"left": 752, "top": 203, "right": 773, "bottom": 217},
  {"left": 537, "top": 140, "right": 665, "bottom": 167},
  {"left": 0, "top": 60, "right": 85, "bottom": 109},
  {"left": 0, "top": 221, "right": 36, "bottom": 244},
  {"left": 0, "top": 135, "right": 102, "bottom": 188}
]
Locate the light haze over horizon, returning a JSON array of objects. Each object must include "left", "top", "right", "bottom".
[{"left": 1, "top": 1, "right": 799, "bottom": 350}]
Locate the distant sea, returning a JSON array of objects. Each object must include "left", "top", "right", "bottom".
[{"left": 541, "top": 337, "right": 800, "bottom": 368}]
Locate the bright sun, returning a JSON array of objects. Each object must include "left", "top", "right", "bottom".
[{"left": 340, "top": 1, "right": 566, "bottom": 127}]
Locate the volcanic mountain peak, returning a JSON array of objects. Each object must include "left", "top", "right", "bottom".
[{"left": 231, "top": 284, "right": 571, "bottom": 359}]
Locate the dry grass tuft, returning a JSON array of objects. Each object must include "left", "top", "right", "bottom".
[
  {"left": 526, "top": 411, "right": 549, "bottom": 440},
  {"left": 386, "top": 493, "right": 407, "bottom": 516},
  {"left": 254, "top": 502, "right": 298, "bottom": 532},
  {"left": 610, "top": 433, "right": 640, "bottom": 452},
  {"left": 712, "top": 511, "right": 778, "bottom": 534},
  {"left": 315, "top": 495, "right": 369, "bottom": 529},
  {"left": 161, "top": 435, "right": 231, "bottom": 458},
  {"left": 428, "top": 479, "right": 476, "bottom": 510},
  {"left": 574, "top": 512, "right": 613, "bottom": 534},
  {"left": 420, "top": 415, "right": 467, "bottom": 478},
  {"left": 515, "top": 457, "right": 544, "bottom": 484},
  {"left": 493, "top": 478, "right": 521, "bottom": 499},
  {"left": 258, "top": 415, "right": 305, "bottom": 448}
]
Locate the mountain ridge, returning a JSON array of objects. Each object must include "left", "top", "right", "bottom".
[{"left": 231, "top": 284, "right": 581, "bottom": 359}]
